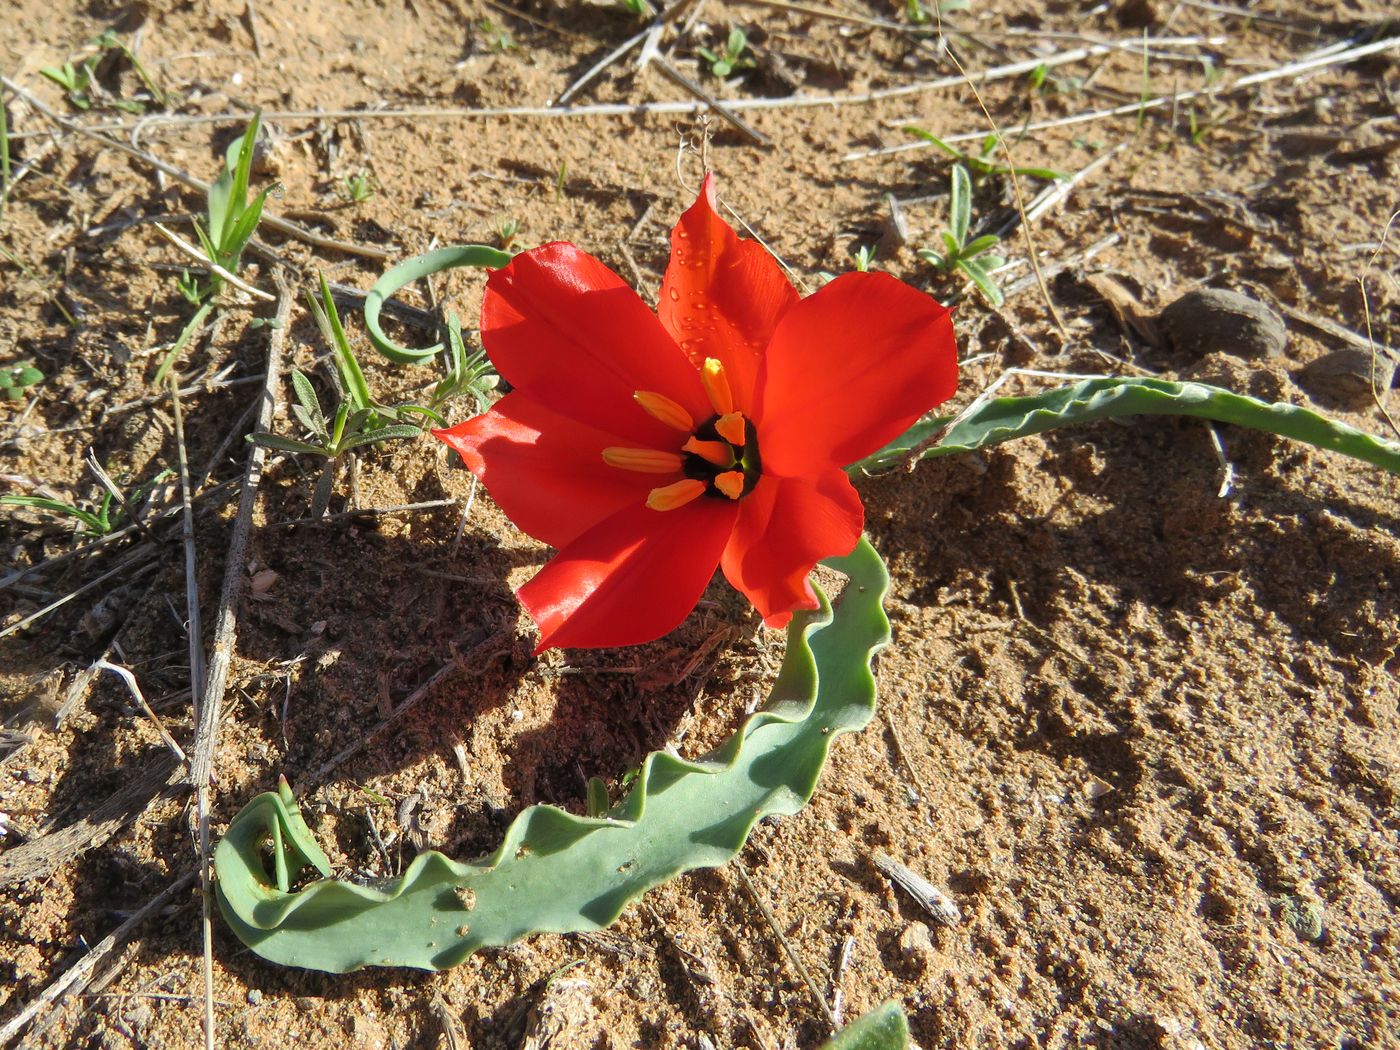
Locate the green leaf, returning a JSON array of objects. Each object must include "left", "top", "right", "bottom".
[
  {"left": 290, "top": 369, "right": 327, "bottom": 438},
  {"left": 338, "top": 425, "right": 421, "bottom": 452},
  {"left": 0, "top": 494, "right": 109, "bottom": 535},
  {"left": 363, "top": 245, "right": 513, "bottom": 365},
  {"left": 153, "top": 300, "right": 214, "bottom": 386},
  {"left": 902, "top": 126, "right": 964, "bottom": 162},
  {"left": 314, "top": 272, "right": 373, "bottom": 413},
  {"left": 818, "top": 1003, "right": 910, "bottom": 1050},
  {"left": 246, "top": 433, "right": 330, "bottom": 456},
  {"left": 852, "top": 377, "right": 1400, "bottom": 475},
  {"left": 393, "top": 404, "right": 448, "bottom": 427},
  {"left": 214, "top": 539, "right": 891, "bottom": 972},
  {"left": 939, "top": 231, "right": 961, "bottom": 260},
  {"left": 916, "top": 247, "right": 946, "bottom": 270},
  {"left": 957, "top": 258, "right": 1004, "bottom": 306},
  {"left": 949, "top": 163, "right": 971, "bottom": 245},
  {"left": 962, "top": 233, "right": 1001, "bottom": 258}
]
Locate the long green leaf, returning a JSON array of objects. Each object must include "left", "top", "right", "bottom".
[
  {"left": 313, "top": 272, "right": 374, "bottom": 412},
  {"left": 214, "top": 538, "right": 890, "bottom": 972},
  {"left": 363, "top": 245, "right": 513, "bottom": 364},
  {"left": 949, "top": 163, "right": 971, "bottom": 246},
  {"left": 852, "top": 377, "right": 1400, "bottom": 475},
  {"left": 152, "top": 300, "right": 214, "bottom": 386}
]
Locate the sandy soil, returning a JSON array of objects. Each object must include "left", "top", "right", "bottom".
[{"left": 2, "top": 1, "right": 1398, "bottom": 1047}]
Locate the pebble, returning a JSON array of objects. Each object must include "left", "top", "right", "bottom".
[
  {"left": 1299, "top": 349, "right": 1397, "bottom": 408},
  {"left": 1159, "top": 288, "right": 1287, "bottom": 360}
]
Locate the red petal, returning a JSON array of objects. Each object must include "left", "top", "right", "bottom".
[
  {"left": 520, "top": 498, "right": 739, "bottom": 652},
  {"left": 483, "top": 243, "right": 711, "bottom": 445},
  {"left": 657, "top": 175, "right": 799, "bottom": 412},
  {"left": 752, "top": 272, "right": 957, "bottom": 476},
  {"left": 720, "top": 469, "right": 863, "bottom": 627},
  {"left": 434, "top": 392, "right": 666, "bottom": 550}
]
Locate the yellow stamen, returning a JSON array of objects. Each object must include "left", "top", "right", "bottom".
[
  {"left": 682, "top": 436, "right": 734, "bottom": 467},
  {"left": 646, "top": 479, "right": 706, "bottom": 511},
  {"left": 714, "top": 412, "right": 746, "bottom": 446},
  {"left": 713, "top": 471, "right": 746, "bottom": 500},
  {"left": 602, "top": 447, "right": 685, "bottom": 474},
  {"left": 700, "top": 358, "right": 734, "bottom": 415},
  {"left": 633, "top": 390, "right": 693, "bottom": 432}
]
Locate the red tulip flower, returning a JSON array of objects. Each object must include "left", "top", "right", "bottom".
[{"left": 434, "top": 176, "right": 956, "bottom": 652}]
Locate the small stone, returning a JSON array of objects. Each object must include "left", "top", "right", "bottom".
[
  {"left": 1281, "top": 895, "right": 1324, "bottom": 941},
  {"left": 246, "top": 989, "right": 263, "bottom": 1005},
  {"left": 1159, "top": 288, "right": 1287, "bottom": 360},
  {"left": 1299, "top": 349, "right": 1397, "bottom": 409},
  {"left": 898, "top": 921, "right": 935, "bottom": 973}
]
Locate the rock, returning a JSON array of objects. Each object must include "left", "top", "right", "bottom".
[
  {"left": 1159, "top": 288, "right": 1287, "bottom": 360},
  {"left": 898, "top": 921, "right": 935, "bottom": 974},
  {"left": 1299, "top": 349, "right": 1397, "bottom": 408}
]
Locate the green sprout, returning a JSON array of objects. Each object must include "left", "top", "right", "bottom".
[
  {"left": 155, "top": 114, "right": 270, "bottom": 384},
  {"left": 1027, "top": 62, "right": 1084, "bottom": 96},
  {"left": 40, "top": 30, "right": 164, "bottom": 113},
  {"left": 478, "top": 18, "right": 516, "bottom": 53},
  {"left": 1, "top": 465, "right": 173, "bottom": 537},
  {"left": 494, "top": 217, "right": 521, "bottom": 253},
  {"left": 2, "top": 363, "right": 44, "bottom": 401},
  {"left": 916, "top": 162, "right": 1007, "bottom": 307},
  {"left": 903, "top": 127, "right": 1065, "bottom": 183},
  {"left": 697, "top": 27, "right": 755, "bottom": 78},
  {"left": 341, "top": 170, "right": 376, "bottom": 203},
  {"left": 248, "top": 276, "right": 426, "bottom": 517},
  {"left": 852, "top": 244, "right": 877, "bottom": 273},
  {"left": 618, "top": 0, "right": 654, "bottom": 14},
  {"left": 430, "top": 315, "right": 498, "bottom": 415},
  {"left": 38, "top": 59, "right": 96, "bottom": 110},
  {"left": 905, "top": 0, "right": 969, "bottom": 21}
]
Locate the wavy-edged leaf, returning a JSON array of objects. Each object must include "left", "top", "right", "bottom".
[
  {"left": 214, "top": 539, "right": 890, "bottom": 972},
  {"left": 852, "top": 377, "right": 1400, "bottom": 475}
]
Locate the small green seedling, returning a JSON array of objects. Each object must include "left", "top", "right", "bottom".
[
  {"left": 1, "top": 466, "right": 173, "bottom": 537},
  {"left": 341, "top": 171, "right": 376, "bottom": 203},
  {"left": 40, "top": 30, "right": 164, "bottom": 113},
  {"left": 618, "top": 0, "right": 654, "bottom": 14},
  {"left": 904, "top": 127, "right": 1065, "bottom": 183},
  {"left": 478, "top": 18, "right": 516, "bottom": 53},
  {"left": 249, "top": 276, "right": 425, "bottom": 516},
  {"left": 156, "top": 114, "right": 271, "bottom": 384},
  {"left": 248, "top": 367, "right": 420, "bottom": 518},
  {"left": 494, "top": 217, "right": 521, "bottom": 253},
  {"left": 905, "top": 0, "right": 969, "bottom": 21},
  {"left": 38, "top": 59, "right": 96, "bottom": 110},
  {"left": 916, "top": 163, "right": 1007, "bottom": 306},
  {"left": 852, "top": 244, "right": 877, "bottom": 273},
  {"left": 697, "top": 27, "right": 755, "bottom": 78},
  {"left": 1027, "top": 62, "right": 1084, "bottom": 96},
  {"left": 1, "top": 492, "right": 115, "bottom": 536},
  {"left": 2, "top": 363, "right": 43, "bottom": 401},
  {"left": 430, "top": 315, "right": 498, "bottom": 415}
]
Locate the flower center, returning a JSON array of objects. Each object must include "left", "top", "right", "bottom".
[{"left": 604, "top": 359, "right": 762, "bottom": 511}]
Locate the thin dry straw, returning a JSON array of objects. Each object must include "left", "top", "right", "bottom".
[
  {"left": 844, "top": 34, "right": 1400, "bottom": 161},
  {"left": 35, "top": 39, "right": 1218, "bottom": 142}
]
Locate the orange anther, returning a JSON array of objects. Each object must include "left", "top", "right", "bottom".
[
  {"left": 633, "top": 391, "right": 694, "bottom": 432},
  {"left": 713, "top": 471, "right": 745, "bottom": 500},
  {"left": 602, "top": 447, "right": 685, "bottom": 474},
  {"left": 646, "top": 479, "right": 706, "bottom": 511},
  {"left": 700, "top": 358, "right": 735, "bottom": 416},
  {"left": 714, "top": 412, "right": 746, "bottom": 446},
  {"left": 682, "top": 437, "right": 734, "bottom": 467}
]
